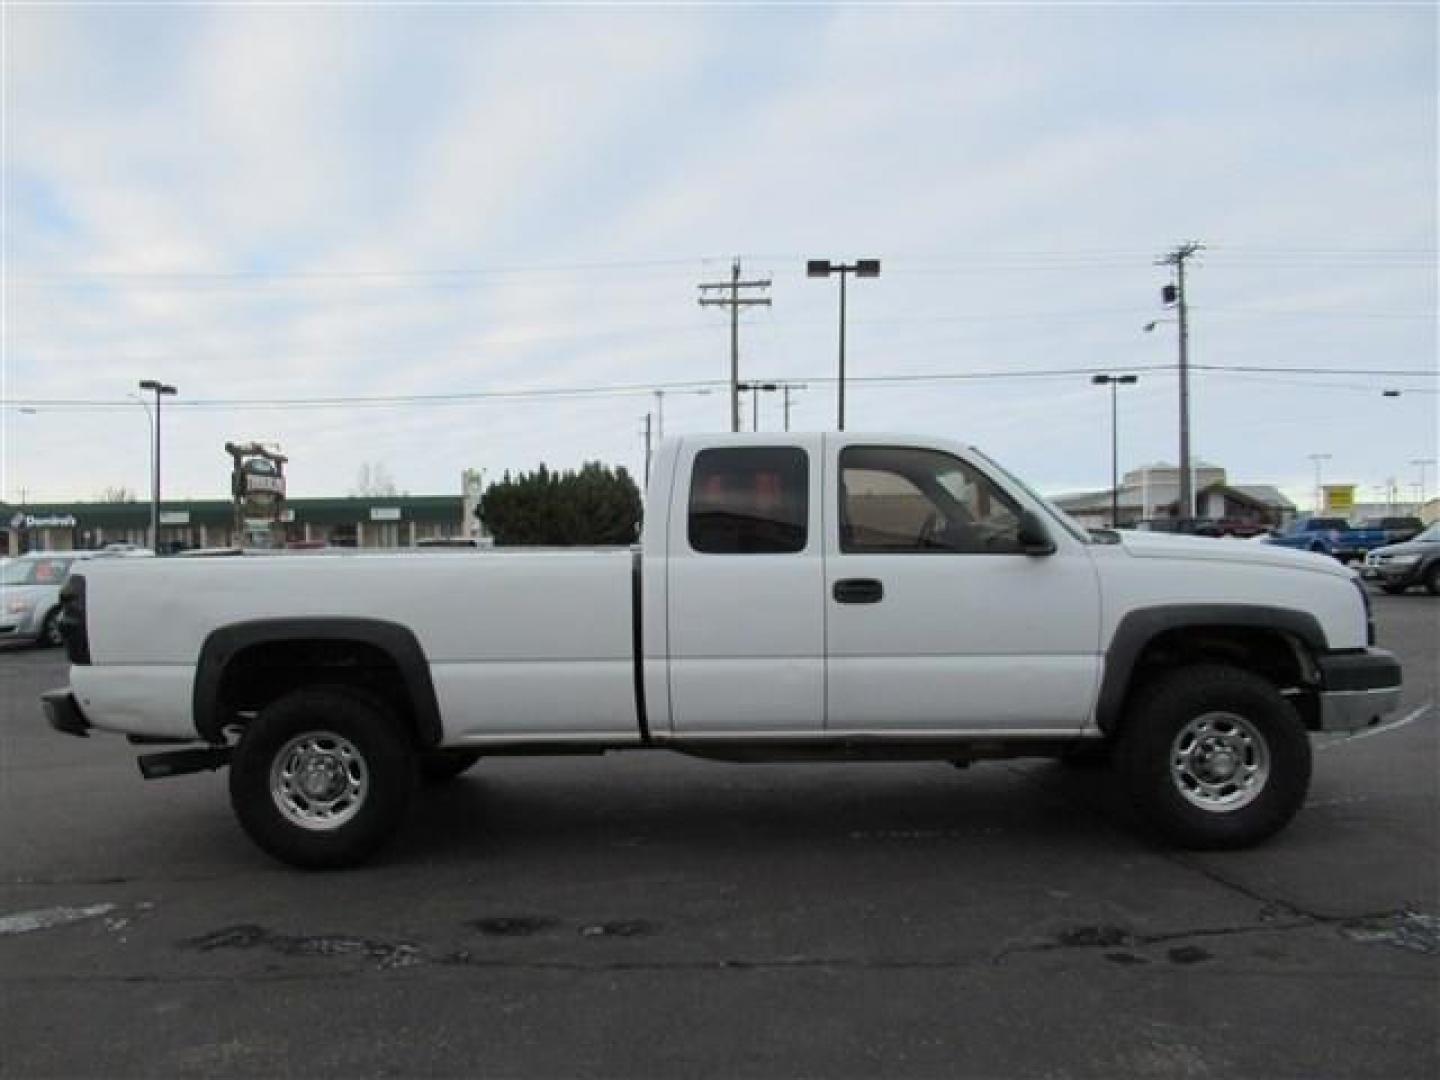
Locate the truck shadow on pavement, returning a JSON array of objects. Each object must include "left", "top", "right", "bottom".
[{"left": 392, "top": 756, "right": 1142, "bottom": 867}]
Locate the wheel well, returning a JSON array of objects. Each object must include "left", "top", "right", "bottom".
[
  {"left": 1123, "top": 626, "right": 1320, "bottom": 731},
  {"left": 215, "top": 639, "right": 423, "bottom": 746}
]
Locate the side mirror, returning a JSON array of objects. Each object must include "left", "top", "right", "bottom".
[{"left": 1017, "top": 510, "right": 1056, "bottom": 556}]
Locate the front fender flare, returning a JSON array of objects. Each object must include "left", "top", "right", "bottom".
[{"left": 1094, "top": 605, "right": 1328, "bottom": 734}]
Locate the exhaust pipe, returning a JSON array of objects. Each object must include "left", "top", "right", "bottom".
[{"left": 137, "top": 747, "right": 231, "bottom": 780}]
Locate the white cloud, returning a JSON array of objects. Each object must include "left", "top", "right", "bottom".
[{"left": 3, "top": 5, "right": 1434, "bottom": 507}]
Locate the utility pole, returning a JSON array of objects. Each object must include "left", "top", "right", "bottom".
[
  {"left": 642, "top": 413, "right": 653, "bottom": 487},
  {"left": 698, "top": 259, "right": 771, "bottom": 433},
  {"left": 1155, "top": 242, "right": 1203, "bottom": 519}
]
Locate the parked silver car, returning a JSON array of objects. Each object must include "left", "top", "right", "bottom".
[
  {"left": 0, "top": 554, "right": 87, "bottom": 647},
  {"left": 1361, "top": 522, "right": 1440, "bottom": 595},
  {"left": 0, "top": 550, "right": 150, "bottom": 647}
]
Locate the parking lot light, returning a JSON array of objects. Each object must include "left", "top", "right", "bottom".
[{"left": 138, "top": 380, "right": 177, "bottom": 551}]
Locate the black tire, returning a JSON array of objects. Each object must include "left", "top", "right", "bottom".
[
  {"left": 1117, "top": 664, "right": 1311, "bottom": 850},
  {"left": 229, "top": 686, "right": 417, "bottom": 869},
  {"left": 418, "top": 748, "right": 483, "bottom": 783},
  {"left": 1380, "top": 581, "right": 1409, "bottom": 595},
  {"left": 1425, "top": 563, "right": 1440, "bottom": 596},
  {"left": 38, "top": 608, "right": 63, "bottom": 649}
]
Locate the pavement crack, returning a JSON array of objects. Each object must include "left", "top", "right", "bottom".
[{"left": 991, "top": 917, "right": 1315, "bottom": 966}]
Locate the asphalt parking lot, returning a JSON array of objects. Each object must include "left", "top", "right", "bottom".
[{"left": 1, "top": 592, "right": 1436, "bottom": 1079}]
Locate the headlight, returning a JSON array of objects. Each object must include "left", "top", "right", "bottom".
[
  {"left": 6, "top": 599, "right": 32, "bottom": 615},
  {"left": 1388, "top": 554, "right": 1420, "bottom": 566}
]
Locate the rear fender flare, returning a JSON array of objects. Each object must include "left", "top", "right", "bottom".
[{"left": 193, "top": 617, "right": 441, "bottom": 746}]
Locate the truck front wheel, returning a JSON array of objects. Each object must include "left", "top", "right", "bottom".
[
  {"left": 1118, "top": 664, "right": 1311, "bottom": 850},
  {"left": 229, "top": 687, "right": 417, "bottom": 869}
]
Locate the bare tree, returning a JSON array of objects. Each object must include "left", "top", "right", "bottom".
[
  {"left": 99, "top": 486, "right": 138, "bottom": 503},
  {"left": 351, "top": 462, "right": 399, "bottom": 498}
]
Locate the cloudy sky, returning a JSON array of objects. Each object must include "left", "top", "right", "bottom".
[{"left": 4, "top": 4, "right": 1435, "bottom": 511}]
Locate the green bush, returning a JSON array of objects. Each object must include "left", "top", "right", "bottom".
[{"left": 478, "top": 462, "right": 642, "bottom": 546}]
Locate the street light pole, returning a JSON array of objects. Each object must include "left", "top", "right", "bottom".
[
  {"left": 737, "top": 381, "right": 778, "bottom": 432},
  {"left": 780, "top": 382, "right": 807, "bottom": 431},
  {"left": 1092, "top": 374, "right": 1139, "bottom": 527},
  {"left": 807, "top": 259, "right": 880, "bottom": 431},
  {"left": 1410, "top": 458, "right": 1436, "bottom": 503},
  {"left": 138, "top": 379, "right": 177, "bottom": 551},
  {"left": 1308, "top": 452, "right": 1332, "bottom": 514}
]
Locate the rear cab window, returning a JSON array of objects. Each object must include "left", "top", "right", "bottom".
[{"left": 688, "top": 447, "right": 809, "bottom": 554}]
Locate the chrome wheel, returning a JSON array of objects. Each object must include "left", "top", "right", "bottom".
[
  {"left": 270, "top": 731, "right": 369, "bottom": 831},
  {"left": 1170, "top": 711, "right": 1270, "bottom": 813}
]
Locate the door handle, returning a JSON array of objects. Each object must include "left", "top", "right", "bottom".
[{"left": 833, "top": 578, "right": 884, "bottom": 604}]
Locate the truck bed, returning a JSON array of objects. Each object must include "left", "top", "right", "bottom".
[{"left": 71, "top": 550, "right": 641, "bottom": 743}]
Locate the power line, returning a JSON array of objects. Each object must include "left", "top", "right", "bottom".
[
  {"left": 9, "top": 256, "right": 721, "bottom": 284},
  {"left": 4, "top": 362, "right": 1431, "bottom": 414}
]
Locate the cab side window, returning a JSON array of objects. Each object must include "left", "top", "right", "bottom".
[
  {"left": 689, "top": 447, "right": 809, "bottom": 554},
  {"left": 839, "top": 446, "right": 1023, "bottom": 554}
]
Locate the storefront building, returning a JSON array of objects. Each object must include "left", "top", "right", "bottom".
[{"left": 3, "top": 495, "right": 470, "bottom": 555}]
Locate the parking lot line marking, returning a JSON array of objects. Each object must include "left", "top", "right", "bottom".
[
  {"left": 1318, "top": 703, "right": 1433, "bottom": 751},
  {"left": 0, "top": 903, "right": 116, "bottom": 936}
]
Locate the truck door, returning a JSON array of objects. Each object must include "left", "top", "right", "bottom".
[
  {"left": 824, "top": 439, "right": 1102, "bottom": 734},
  {"left": 663, "top": 438, "right": 826, "bottom": 735}
]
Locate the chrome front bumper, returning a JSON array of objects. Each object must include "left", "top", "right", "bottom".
[{"left": 1316, "top": 649, "right": 1403, "bottom": 733}]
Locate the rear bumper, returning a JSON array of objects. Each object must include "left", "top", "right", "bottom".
[
  {"left": 41, "top": 689, "right": 92, "bottom": 738},
  {"left": 1315, "top": 650, "right": 1403, "bottom": 732}
]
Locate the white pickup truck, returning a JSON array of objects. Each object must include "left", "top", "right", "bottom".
[{"left": 43, "top": 433, "right": 1402, "bottom": 868}]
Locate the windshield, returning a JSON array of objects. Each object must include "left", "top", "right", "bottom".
[
  {"left": 968, "top": 448, "right": 1090, "bottom": 544},
  {"left": 0, "top": 556, "right": 75, "bottom": 587},
  {"left": 1413, "top": 523, "right": 1440, "bottom": 543}
]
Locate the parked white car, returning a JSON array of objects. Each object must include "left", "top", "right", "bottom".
[{"left": 44, "top": 433, "right": 1401, "bottom": 867}]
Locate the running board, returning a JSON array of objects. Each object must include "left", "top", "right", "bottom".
[{"left": 137, "top": 747, "right": 232, "bottom": 780}]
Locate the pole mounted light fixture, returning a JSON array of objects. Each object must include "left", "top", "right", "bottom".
[
  {"left": 1091, "top": 374, "right": 1139, "bottom": 527},
  {"left": 138, "top": 379, "right": 177, "bottom": 552},
  {"left": 807, "top": 258, "right": 880, "bottom": 430},
  {"left": 737, "top": 381, "right": 779, "bottom": 431}
]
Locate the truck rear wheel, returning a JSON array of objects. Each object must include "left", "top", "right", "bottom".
[
  {"left": 1118, "top": 664, "right": 1311, "bottom": 850},
  {"left": 229, "top": 687, "right": 417, "bottom": 869}
]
